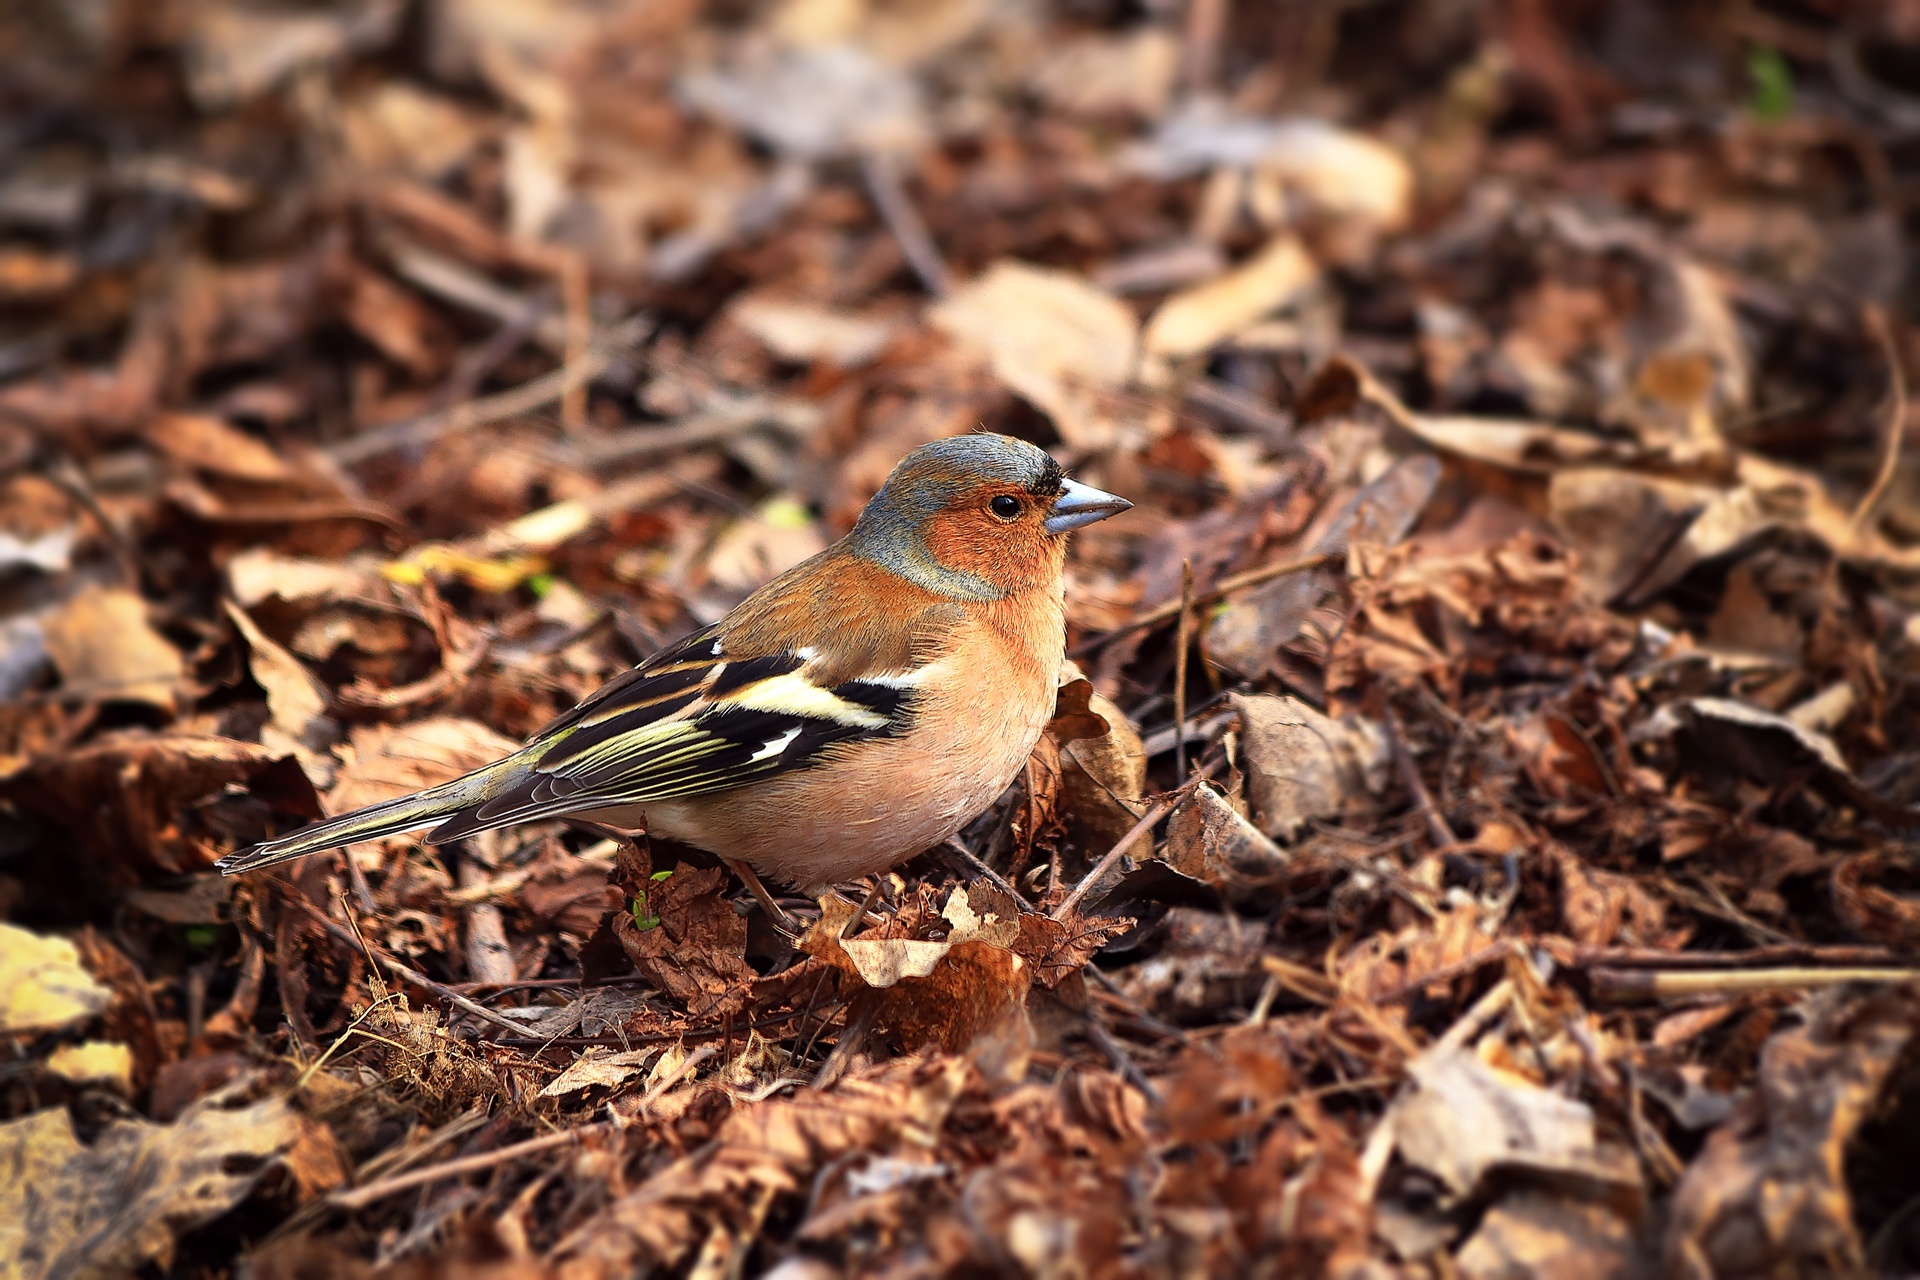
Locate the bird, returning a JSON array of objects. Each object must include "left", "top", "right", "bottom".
[{"left": 215, "top": 433, "right": 1131, "bottom": 905}]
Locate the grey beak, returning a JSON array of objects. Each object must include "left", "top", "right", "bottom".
[{"left": 1044, "top": 477, "right": 1132, "bottom": 534}]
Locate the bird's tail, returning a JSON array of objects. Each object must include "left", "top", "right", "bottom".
[{"left": 215, "top": 767, "right": 500, "bottom": 876}]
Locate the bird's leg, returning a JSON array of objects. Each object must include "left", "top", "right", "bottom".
[
  {"left": 840, "top": 877, "right": 887, "bottom": 940},
  {"left": 725, "top": 858, "right": 796, "bottom": 934}
]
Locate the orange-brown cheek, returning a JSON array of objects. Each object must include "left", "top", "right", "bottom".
[{"left": 924, "top": 512, "right": 1057, "bottom": 592}]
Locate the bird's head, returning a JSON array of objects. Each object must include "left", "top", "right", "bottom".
[{"left": 848, "top": 433, "right": 1131, "bottom": 599}]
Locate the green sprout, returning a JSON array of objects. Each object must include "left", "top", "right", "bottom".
[
  {"left": 629, "top": 869, "right": 674, "bottom": 931},
  {"left": 1748, "top": 45, "right": 1793, "bottom": 122}
]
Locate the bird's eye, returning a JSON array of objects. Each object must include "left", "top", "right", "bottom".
[{"left": 989, "top": 495, "right": 1022, "bottom": 520}]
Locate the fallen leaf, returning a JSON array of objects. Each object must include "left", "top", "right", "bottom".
[
  {"left": 929, "top": 260, "right": 1138, "bottom": 448},
  {"left": 1142, "top": 233, "right": 1317, "bottom": 369},
  {"left": 326, "top": 717, "right": 521, "bottom": 818},
  {"left": 1386, "top": 1042, "right": 1640, "bottom": 1204},
  {"left": 1229, "top": 693, "right": 1390, "bottom": 840},
  {"left": 41, "top": 584, "right": 184, "bottom": 712},
  {"left": 1666, "top": 984, "right": 1920, "bottom": 1277},
  {"left": 144, "top": 413, "right": 292, "bottom": 482},
  {"left": 223, "top": 601, "right": 331, "bottom": 767},
  {"left": 44, "top": 1041, "right": 134, "bottom": 1091},
  {"left": 1162, "top": 781, "right": 1288, "bottom": 894},
  {"left": 1457, "top": 1188, "right": 1647, "bottom": 1280},
  {"left": 0, "top": 733, "right": 318, "bottom": 877},
  {"left": 729, "top": 296, "right": 900, "bottom": 368},
  {"left": 1304, "top": 355, "right": 1632, "bottom": 473},
  {"left": 0, "top": 922, "right": 111, "bottom": 1034},
  {"left": 1030, "top": 29, "right": 1180, "bottom": 119},
  {"left": 0, "top": 1086, "right": 330, "bottom": 1278},
  {"left": 538, "top": 1046, "right": 659, "bottom": 1100}
]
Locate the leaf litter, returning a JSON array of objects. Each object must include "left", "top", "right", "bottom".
[{"left": 6, "top": 1, "right": 1920, "bottom": 1276}]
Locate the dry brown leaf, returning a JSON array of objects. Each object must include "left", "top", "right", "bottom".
[
  {"left": 0, "top": 1085, "right": 336, "bottom": 1279},
  {"left": 610, "top": 845, "right": 755, "bottom": 1018},
  {"left": 0, "top": 922, "right": 111, "bottom": 1035},
  {"left": 1386, "top": 1042, "right": 1641, "bottom": 1205},
  {"left": 1229, "top": 693, "right": 1389, "bottom": 841},
  {"left": 538, "top": 1046, "right": 658, "bottom": 1100},
  {"left": 0, "top": 733, "right": 316, "bottom": 876},
  {"left": 41, "top": 584, "right": 184, "bottom": 712},
  {"left": 1666, "top": 984, "right": 1920, "bottom": 1277},
  {"left": 1305, "top": 355, "right": 1632, "bottom": 473},
  {"left": 728, "top": 296, "right": 900, "bottom": 368},
  {"left": 223, "top": 601, "right": 330, "bottom": 753},
  {"left": 326, "top": 717, "right": 520, "bottom": 817},
  {"left": 43, "top": 1040, "right": 135, "bottom": 1091},
  {"left": 1030, "top": 29, "right": 1179, "bottom": 119},
  {"left": 144, "top": 413, "right": 294, "bottom": 482},
  {"left": 555, "top": 1056, "right": 969, "bottom": 1276},
  {"left": 928, "top": 260, "right": 1137, "bottom": 448},
  {"left": 1162, "top": 781, "right": 1288, "bottom": 894},
  {"left": 1142, "top": 233, "right": 1317, "bottom": 368},
  {"left": 1056, "top": 680, "right": 1147, "bottom": 847},
  {"left": 1457, "top": 1188, "right": 1647, "bottom": 1280}
]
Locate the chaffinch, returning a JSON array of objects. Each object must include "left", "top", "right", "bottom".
[{"left": 217, "top": 433, "right": 1131, "bottom": 894}]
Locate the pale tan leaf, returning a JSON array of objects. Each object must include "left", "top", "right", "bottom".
[
  {"left": 41, "top": 585, "right": 184, "bottom": 712},
  {"left": 0, "top": 923, "right": 111, "bottom": 1034}
]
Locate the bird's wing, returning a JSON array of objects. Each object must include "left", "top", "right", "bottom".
[{"left": 423, "top": 625, "right": 926, "bottom": 842}]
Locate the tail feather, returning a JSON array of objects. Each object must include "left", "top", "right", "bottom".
[{"left": 216, "top": 772, "right": 495, "bottom": 875}]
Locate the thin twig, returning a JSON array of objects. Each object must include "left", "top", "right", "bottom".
[
  {"left": 329, "top": 314, "right": 651, "bottom": 464},
  {"left": 1083, "top": 1017, "right": 1161, "bottom": 1103},
  {"left": 1052, "top": 794, "right": 1179, "bottom": 920},
  {"left": 1385, "top": 705, "right": 1455, "bottom": 848},
  {"left": 1070, "top": 552, "right": 1337, "bottom": 656},
  {"left": 1572, "top": 943, "right": 1905, "bottom": 970},
  {"left": 283, "top": 892, "right": 530, "bottom": 1036},
  {"left": 1589, "top": 966, "right": 1920, "bottom": 1004},
  {"left": 1174, "top": 558, "right": 1194, "bottom": 781},
  {"left": 331, "top": 1125, "right": 601, "bottom": 1210},
  {"left": 861, "top": 150, "right": 950, "bottom": 297},
  {"left": 943, "top": 836, "right": 1024, "bottom": 901},
  {"left": 1851, "top": 303, "right": 1906, "bottom": 538}
]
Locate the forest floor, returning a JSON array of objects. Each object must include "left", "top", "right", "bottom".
[{"left": 5, "top": 1, "right": 1920, "bottom": 1276}]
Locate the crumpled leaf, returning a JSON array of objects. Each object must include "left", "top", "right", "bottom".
[
  {"left": 679, "top": 43, "right": 928, "bottom": 160},
  {"left": 1054, "top": 676, "right": 1147, "bottom": 847},
  {"left": 1162, "top": 781, "right": 1288, "bottom": 894},
  {"left": 325, "top": 717, "right": 520, "bottom": 819},
  {"left": 830, "top": 884, "right": 1021, "bottom": 989},
  {"left": 144, "top": 413, "right": 293, "bottom": 482},
  {"left": 1666, "top": 983, "right": 1920, "bottom": 1278},
  {"left": 1142, "top": 233, "right": 1317, "bottom": 369},
  {"left": 1457, "top": 1188, "right": 1648, "bottom": 1280},
  {"left": 1205, "top": 451, "right": 1439, "bottom": 679},
  {"left": 224, "top": 601, "right": 333, "bottom": 785},
  {"left": 1229, "top": 693, "right": 1390, "bottom": 840},
  {"left": 0, "top": 1086, "right": 337, "bottom": 1279},
  {"left": 43, "top": 1041, "right": 134, "bottom": 1091},
  {"left": 181, "top": 0, "right": 403, "bottom": 109},
  {"left": 610, "top": 844, "right": 755, "bottom": 1018},
  {"left": 1126, "top": 107, "right": 1413, "bottom": 229},
  {"left": 1303, "top": 355, "right": 1634, "bottom": 473},
  {"left": 0, "top": 733, "right": 318, "bottom": 877},
  {"left": 928, "top": 260, "right": 1138, "bottom": 448},
  {"left": 728, "top": 295, "right": 900, "bottom": 368},
  {"left": 40, "top": 584, "right": 184, "bottom": 713},
  {"left": 538, "top": 1046, "right": 659, "bottom": 1100},
  {"left": 555, "top": 1057, "right": 969, "bottom": 1275},
  {"left": 1385, "top": 1043, "right": 1641, "bottom": 1205},
  {"left": 0, "top": 922, "right": 111, "bottom": 1034}
]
